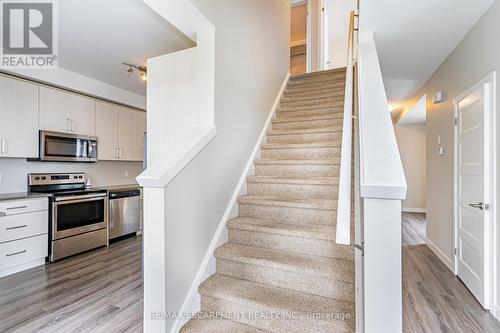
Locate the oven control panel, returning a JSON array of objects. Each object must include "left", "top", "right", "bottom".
[{"left": 29, "top": 173, "right": 86, "bottom": 186}]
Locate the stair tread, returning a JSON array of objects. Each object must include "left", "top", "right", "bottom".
[
  {"left": 255, "top": 158, "right": 340, "bottom": 165},
  {"left": 228, "top": 217, "right": 336, "bottom": 241},
  {"left": 278, "top": 103, "right": 344, "bottom": 112},
  {"left": 273, "top": 114, "right": 342, "bottom": 123},
  {"left": 290, "top": 68, "right": 346, "bottom": 80},
  {"left": 267, "top": 126, "right": 342, "bottom": 136},
  {"left": 216, "top": 243, "right": 354, "bottom": 281},
  {"left": 200, "top": 274, "right": 355, "bottom": 315},
  {"left": 247, "top": 175, "right": 338, "bottom": 185},
  {"left": 238, "top": 195, "right": 336, "bottom": 210},
  {"left": 261, "top": 141, "right": 341, "bottom": 149},
  {"left": 181, "top": 315, "right": 266, "bottom": 333}
]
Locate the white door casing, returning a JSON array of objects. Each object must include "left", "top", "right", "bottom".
[{"left": 454, "top": 72, "right": 496, "bottom": 310}]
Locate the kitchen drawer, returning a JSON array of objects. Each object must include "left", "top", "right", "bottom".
[
  {"left": 0, "top": 234, "right": 48, "bottom": 275},
  {"left": 0, "top": 198, "right": 48, "bottom": 216},
  {"left": 0, "top": 210, "right": 48, "bottom": 243}
]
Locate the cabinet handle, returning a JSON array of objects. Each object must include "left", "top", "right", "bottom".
[
  {"left": 6, "top": 250, "right": 27, "bottom": 257},
  {"left": 6, "top": 205, "right": 28, "bottom": 211},
  {"left": 66, "top": 118, "right": 70, "bottom": 132},
  {"left": 115, "top": 147, "right": 119, "bottom": 159},
  {"left": 119, "top": 148, "right": 122, "bottom": 159},
  {"left": 71, "top": 119, "right": 75, "bottom": 132},
  {"left": 0, "top": 138, "right": 5, "bottom": 154},
  {"left": 6, "top": 225, "right": 27, "bottom": 230}
]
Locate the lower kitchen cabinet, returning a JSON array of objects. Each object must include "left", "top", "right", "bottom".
[{"left": 0, "top": 197, "right": 49, "bottom": 278}]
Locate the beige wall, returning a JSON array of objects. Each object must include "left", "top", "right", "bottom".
[
  {"left": 395, "top": 124, "right": 426, "bottom": 212},
  {"left": 161, "top": 0, "right": 290, "bottom": 328},
  {"left": 404, "top": 0, "right": 499, "bottom": 311},
  {"left": 291, "top": 3, "right": 307, "bottom": 44}
]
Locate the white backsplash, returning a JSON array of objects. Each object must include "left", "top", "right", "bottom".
[{"left": 0, "top": 158, "right": 144, "bottom": 193}]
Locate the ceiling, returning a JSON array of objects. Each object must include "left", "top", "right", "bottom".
[
  {"left": 58, "top": 0, "right": 194, "bottom": 96},
  {"left": 360, "top": 0, "right": 493, "bottom": 105},
  {"left": 325, "top": 0, "right": 357, "bottom": 42}
]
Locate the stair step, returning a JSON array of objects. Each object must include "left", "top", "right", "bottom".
[
  {"left": 238, "top": 195, "right": 337, "bottom": 225},
  {"left": 290, "top": 68, "right": 347, "bottom": 81},
  {"left": 286, "top": 81, "right": 345, "bottom": 94},
  {"left": 247, "top": 175, "right": 338, "bottom": 199},
  {"left": 254, "top": 158, "right": 340, "bottom": 177},
  {"left": 280, "top": 95, "right": 343, "bottom": 108},
  {"left": 277, "top": 101, "right": 344, "bottom": 113},
  {"left": 277, "top": 107, "right": 344, "bottom": 118},
  {"left": 280, "top": 91, "right": 344, "bottom": 104},
  {"left": 181, "top": 315, "right": 265, "bottom": 333},
  {"left": 261, "top": 141, "right": 341, "bottom": 159},
  {"left": 284, "top": 86, "right": 345, "bottom": 99},
  {"left": 271, "top": 117, "right": 343, "bottom": 130},
  {"left": 267, "top": 127, "right": 342, "bottom": 144},
  {"left": 199, "top": 274, "right": 355, "bottom": 333},
  {"left": 215, "top": 243, "right": 355, "bottom": 300},
  {"left": 228, "top": 217, "right": 353, "bottom": 260},
  {"left": 273, "top": 113, "right": 343, "bottom": 123},
  {"left": 287, "top": 76, "right": 346, "bottom": 89}
]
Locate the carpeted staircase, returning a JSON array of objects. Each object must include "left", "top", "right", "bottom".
[{"left": 181, "top": 68, "right": 355, "bottom": 333}]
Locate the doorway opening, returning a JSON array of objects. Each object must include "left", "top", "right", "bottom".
[{"left": 290, "top": 1, "right": 308, "bottom": 75}]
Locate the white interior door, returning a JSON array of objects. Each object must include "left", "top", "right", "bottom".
[{"left": 456, "top": 82, "right": 491, "bottom": 308}]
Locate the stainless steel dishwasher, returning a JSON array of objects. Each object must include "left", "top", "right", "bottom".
[{"left": 108, "top": 188, "right": 142, "bottom": 240}]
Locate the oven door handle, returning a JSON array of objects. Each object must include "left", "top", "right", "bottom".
[{"left": 54, "top": 193, "right": 107, "bottom": 202}]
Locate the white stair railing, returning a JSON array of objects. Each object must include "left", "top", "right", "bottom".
[{"left": 336, "top": 10, "right": 357, "bottom": 245}]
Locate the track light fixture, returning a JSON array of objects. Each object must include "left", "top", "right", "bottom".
[{"left": 123, "top": 63, "right": 147, "bottom": 82}]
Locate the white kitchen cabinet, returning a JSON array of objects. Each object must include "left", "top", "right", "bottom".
[
  {"left": 136, "top": 111, "right": 146, "bottom": 161},
  {"left": 118, "top": 107, "right": 139, "bottom": 161},
  {"left": 39, "top": 86, "right": 95, "bottom": 136},
  {"left": 0, "top": 197, "right": 48, "bottom": 278},
  {"left": 95, "top": 101, "right": 119, "bottom": 160},
  {"left": 0, "top": 75, "right": 39, "bottom": 158},
  {"left": 95, "top": 103, "right": 145, "bottom": 161}
]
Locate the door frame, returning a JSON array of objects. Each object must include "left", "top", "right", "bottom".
[{"left": 453, "top": 71, "right": 496, "bottom": 313}]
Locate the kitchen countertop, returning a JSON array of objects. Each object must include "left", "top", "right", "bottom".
[{"left": 0, "top": 192, "right": 52, "bottom": 202}]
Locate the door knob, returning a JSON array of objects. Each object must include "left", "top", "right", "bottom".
[{"left": 468, "top": 202, "right": 484, "bottom": 210}]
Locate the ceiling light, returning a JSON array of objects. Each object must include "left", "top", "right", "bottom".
[{"left": 122, "top": 62, "right": 147, "bottom": 82}]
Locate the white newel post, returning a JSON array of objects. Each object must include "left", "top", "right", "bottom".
[
  {"left": 363, "top": 198, "right": 402, "bottom": 333},
  {"left": 142, "top": 187, "right": 167, "bottom": 333}
]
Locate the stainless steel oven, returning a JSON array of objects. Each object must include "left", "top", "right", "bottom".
[
  {"left": 37, "top": 131, "right": 98, "bottom": 162},
  {"left": 28, "top": 173, "right": 108, "bottom": 261}
]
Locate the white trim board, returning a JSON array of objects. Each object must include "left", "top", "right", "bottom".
[
  {"left": 426, "top": 238, "right": 454, "bottom": 272},
  {"left": 170, "top": 73, "right": 291, "bottom": 333},
  {"left": 494, "top": 305, "right": 500, "bottom": 321},
  {"left": 402, "top": 207, "right": 426, "bottom": 213}
]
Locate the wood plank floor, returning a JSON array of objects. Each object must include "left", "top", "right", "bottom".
[
  {"left": 0, "top": 236, "right": 143, "bottom": 333},
  {"left": 402, "top": 213, "right": 500, "bottom": 333}
]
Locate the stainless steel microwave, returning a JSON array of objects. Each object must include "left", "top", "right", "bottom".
[{"left": 37, "top": 131, "right": 98, "bottom": 162}]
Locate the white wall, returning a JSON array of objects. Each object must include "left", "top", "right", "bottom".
[
  {"left": 395, "top": 124, "right": 426, "bottom": 212},
  {"left": 156, "top": 0, "right": 289, "bottom": 330},
  {"left": 0, "top": 158, "right": 143, "bottom": 193},
  {"left": 404, "top": 0, "right": 499, "bottom": 316},
  {"left": 328, "top": 40, "right": 348, "bottom": 69}
]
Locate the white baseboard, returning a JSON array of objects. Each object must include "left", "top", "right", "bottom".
[
  {"left": 402, "top": 207, "right": 426, "bottom": 213},
  {"left": 170, "top": 73, "right": 291, "bottom": 333},
  {"left": 426, "top": 238, "right": 454, "bottom": 272}
]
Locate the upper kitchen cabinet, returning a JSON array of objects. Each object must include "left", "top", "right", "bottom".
[
  {"left": 136, "top": 111, "right": 146, "bottom": 161},
  {"left": 95, "top": 101, "right": 119, "bottom": 160},
  {"left": 39, "top": 86, "right": 95, "bottom": 136},
  {"left": 0, "top": 75, "right": 39, "bottom": 158},
  {"left": 95, "top": 102, "right": 145, "bottom": 162}
]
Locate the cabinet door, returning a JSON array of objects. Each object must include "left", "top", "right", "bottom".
[
  {"left": 95, "top": 101, "right": 119, "bottom": 160},
  {"left": 39, "top": 86, "right": 72, "bottom": 133},
  {"left": 136, "top": 111, "right": 146, "bottom": 161},
  {"left": 69, "top": 95, "right": 95, "bottom": 136},
  {"left": 0, "top": 76, "right": 39, "bottom": 158},
  {"left": 117, "top": 107, "right": 138, "bottom": 161},
  {"left": 39, "top": 87, "right": 95, "bottom": 136}
]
